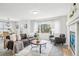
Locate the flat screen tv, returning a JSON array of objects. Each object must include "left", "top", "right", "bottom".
[{"left": 70, "top": 31, "right": 75, "bottom": 54}]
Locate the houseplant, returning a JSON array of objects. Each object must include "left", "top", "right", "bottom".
[{"left": 34, "top": 33, "right": 40, "bottom": 43}]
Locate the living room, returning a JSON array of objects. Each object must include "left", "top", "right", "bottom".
[{"left": 0, "top": 3, "right": 79, "bottom": 56}]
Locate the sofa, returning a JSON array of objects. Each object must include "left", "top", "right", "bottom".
[
  {"left": 20, "top": 34, "right": 32, "bottom": 47},
  {"left": 5, "top": 33, "right": 33, "bottom": 54}
]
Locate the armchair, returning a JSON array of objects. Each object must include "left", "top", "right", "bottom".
[{"left": 54, "top": 34, "right": 66, "bottom": 45}]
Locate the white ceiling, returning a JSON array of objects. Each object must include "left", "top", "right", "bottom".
[{"left": 0, "top": 3, "right": 72, "bottom": 21}]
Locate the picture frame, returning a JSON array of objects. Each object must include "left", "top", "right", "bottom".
[{"left": 41, "top": 24, "right": 50, "bottom": 33}]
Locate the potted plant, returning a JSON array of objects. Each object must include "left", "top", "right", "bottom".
[{"left": 35, "top": 33, "right": 40, "bottom": 43}]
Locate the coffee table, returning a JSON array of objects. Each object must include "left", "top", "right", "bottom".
[{"left": 31, "top": 40, "right": 47, "bottom": 53}]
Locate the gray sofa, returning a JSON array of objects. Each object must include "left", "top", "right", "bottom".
[{"left": 6, "top": 34, "right": 34, "bottom": 54}]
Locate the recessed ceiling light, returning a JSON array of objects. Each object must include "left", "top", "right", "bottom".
[
  {"left": 33, "top": 11, "right": 38, "bottom": 14},
  {"left": 32, "top": 10, "right": 40, "bottom": 14}
]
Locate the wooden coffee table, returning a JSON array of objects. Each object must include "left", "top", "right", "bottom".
[{"left": 31, "top": 40, "right": 47, "bottom": 53}]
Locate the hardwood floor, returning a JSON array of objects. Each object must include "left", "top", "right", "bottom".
[{"left": 62, "top": 48, "right": 73, "bottom": 56}]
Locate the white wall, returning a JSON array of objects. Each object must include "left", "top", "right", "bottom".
[
  {"left": 47, "top": 16, "right": 67, "bottom": 37},
  {"left": 29, "top": 16, "right": 67, "bottom": 39},
  {"left": 18, "top": 20, "right": 31, "bottom": 35},
  {"left": 59, "top": 17, "right": 67, "bottom": 35}
]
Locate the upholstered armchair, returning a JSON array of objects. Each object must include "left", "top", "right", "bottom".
[{"left": 54, "top": 34, "right": 66, "bottom": 45}]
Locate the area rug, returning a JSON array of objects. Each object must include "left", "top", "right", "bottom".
[
  {"left": 15, "top": 41, "right": 64, "bottom": 56},
  {"left": 0, "top": 49, "right": 13, "bottom": 56},
  {"left": 15, "top": 41, "right": 52, "bottom": 56}
]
